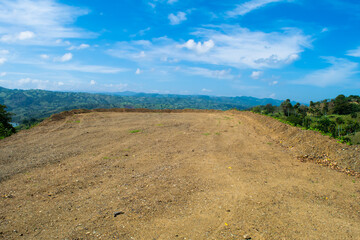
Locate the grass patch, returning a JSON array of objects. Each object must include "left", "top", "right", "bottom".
[
  {"left": 203, "top": 133, "right": 211, "bottom": 136},
  {"left": 215, "top": 132, "right": 221, "bottom": 135},
  {"left": 129, "top": 129, "right": 141, "bottom": 133}
]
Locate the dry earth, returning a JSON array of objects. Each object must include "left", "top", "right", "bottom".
[{"left": 1, "top": 110, "right": 360, "bottom": 239}]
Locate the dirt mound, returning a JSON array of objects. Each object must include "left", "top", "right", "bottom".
[
  {"left": 1, "top": 111, "right": 360, "bottom": 239},
  {"left": 45, "top": 108, "right": 222, "bottom": 123},
  {"left": 237, "top": 111, "right": 360, "bottom": 173}
]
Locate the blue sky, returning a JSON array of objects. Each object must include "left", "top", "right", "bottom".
[{"left": 0, "top": 0, "right": 359, "bottom": 102}]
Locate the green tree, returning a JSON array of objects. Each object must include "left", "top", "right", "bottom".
[
  {"left": 281, "top": 99, "right": 293, "bottom": 116},
  {"left": 0, "top": 104, "right": 16, "bottom": 139},
  {"left": 333, "top": 94, "right": 351, "bottom": 115}
]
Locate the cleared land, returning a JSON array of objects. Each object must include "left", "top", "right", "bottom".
[{"left": 1, "top": 110, "right": 360, "bottom": 239}]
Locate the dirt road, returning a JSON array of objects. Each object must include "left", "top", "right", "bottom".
[{"left": 1, "top": 111, "right": 360, "bottom": 239}]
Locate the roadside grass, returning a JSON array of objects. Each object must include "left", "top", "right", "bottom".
[{"left": 203, "top": 133, "right": 211, "bottom": 136}]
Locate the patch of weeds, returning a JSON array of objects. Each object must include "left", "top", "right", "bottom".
[
  {"left": 238, "top": 121, "right": 241, "bottom": 124},
  {"left": 103, "top": 157, "right": 110, "bottom": 160},
  {"left": 224, "top": 116, "right": 232, "bottom": 120},
  {"left": 156, "top": 124, "right": 164, "bottom": 126},
  {"left": 267, "top": 142, "right": 272, "bottom": 145},
  {"left": 67, "top": 120, "right": 80, "bottom": 123},
  {"left": 203, "top": 133, "right": 211, "bottom": 136},
  {"left": 129, "top": 129, "right": 141, "bottom": 133},
  {"left": 215, "top": 132, "right": 221, "bottom": 135},
  {"left": 353, "top": 179, "right": 356, "bottom": 183}
]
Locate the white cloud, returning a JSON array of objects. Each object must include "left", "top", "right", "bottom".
[
  {"left": 135, "top": 68, "right": 142, "bottom": 74},
  {"left": 294, "top": 57, "right": 358, "bottom": 87},
  {"left": 59, "top": 53, "right": 73, "bottom": 62},
  {"left": 40, "top": 54, "right": 50, "bottom": 59},
  {"left": 168, "top": 0, "right": 178, "bottom": 3},
  {"left": 0, "top": 72, "right": 6, "bottom": 77},
  {"left": 251, "top": 71, "right": 263, "bottom": 79},
  {"left": 168, "top": 12, "right": 187, "bottom": 25},
  {"left": 46, "top": 64, "right": 128, "bottom": 74},
  {"left": 90, "top": 80, "right": 96, "bottom": 85},
  {"left": 68, "top": 43, "right": 90, "bottom": 50},
  {"left": 321, "top": 27, "right": 329, "bottom": 33},
  {"left": 0, "top": 57, "right": 6, "bottom": 64},
  {"left": 0, "top": 0, "right": 91, "bottom": 45},
  {"left": 184, "top": 67, "right": 233, "bottom": 79},
  {"left": 201, "top": 88, "right": 213, "bottom": 93},
  {"left": 178, "top": 39, "right": 215, "bottom": 54},
  {"left": 346, "top": 47, "right": 360, "bottom": 57},
  {"left": 270, "top": 80, "right": 278, "bottom": 85},
  {"left": 57, "top": 81, "right": 64, "bottom": 86},
  {"left": 0, "top": 50, "right": 9, "bottom": 54},
  {"left": 108, "top": 25, "right": 310, "bottom": 69},
  {"left": 1, "top": 31, "right": 35, "bottom": 42},
  {"left": 269, "top": 93, "right": 276, "bottom": 98},
  {"left": 18, "top": 31, "right": 35, "bottom": 40},
  {"left": 227, "top": 0, "right": 286, "bottom": 17},
  {"left": 18, "top": 77, "right": 50, "bottom": 89}
]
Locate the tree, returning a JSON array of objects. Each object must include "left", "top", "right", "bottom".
[
  {"left": 333, "top": 94, "right": 351, "bottom": 115},
  {"left": 281, "top": 99, "right": 293, "bottom": 116},
  {"left": 0, "top": 104, "right": 16, "bottom": 138},
  {"left": 264, "top": 104, "right": 275, "bottom": 114}
]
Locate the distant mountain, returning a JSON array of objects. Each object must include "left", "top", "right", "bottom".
[{"left": 0, "top": 86, "right": 284, "bottom": 123}]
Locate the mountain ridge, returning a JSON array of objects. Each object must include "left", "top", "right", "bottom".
[{"left": 0, "top": 86, "right": 285, "bottom": 123}]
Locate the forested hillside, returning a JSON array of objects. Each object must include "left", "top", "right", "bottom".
[
  {"left": 251, "top": 95, "right": 360, "bottom": 144},
  {"left": 0, "top": 87, "right": 282, "bottom": 123}
]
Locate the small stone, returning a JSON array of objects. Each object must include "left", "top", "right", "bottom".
[
  {"left": 243, "top": 234, "right": 251, "bottom": 239},
  {"left": 114, "top": 211, "right": 125, "bottom": 217}
]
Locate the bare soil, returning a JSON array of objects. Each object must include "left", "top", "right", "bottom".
[{"left": 1, "top": 110, "right": 360, "bottom": 239}]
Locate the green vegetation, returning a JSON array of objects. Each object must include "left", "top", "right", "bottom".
[
  {"left": 0, "top": 104, "right": 16, "bottom": 139},
  {"left": 0, "top": 86, "right": 283, "bottom": 123},
  {"left": 250, "top": 94, "right": 360, "bottom": 145},
  {"left": 129, "top": 129, "right": 141, "bottom": 133}
]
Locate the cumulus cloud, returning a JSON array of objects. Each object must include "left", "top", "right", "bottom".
[
  {"left": 0, "top": 72, "right": 6, "bottom": 77},
  {"left": 18, "top": 77, "right": 50, "bottom": 89},
  {"left": 0, "top": 57, "right": 6, "bottom": 64},
  {"left": 346, "top": 47, "right": 360, "bottom": 57},
  {"left": 293, "top": 57, "right": 358, "bottom": 87},
  {"left": 251, "top": 71, "right": 263, "bottom": 79},
  {"left": 178, "top": 39, "right": 215, "bottom": 54},
  {"left": 1, "top": 31, "right": 35, "bottom": 42},
  {"left": 40, "top": 54, "right": 50, "bottom": 59},
  {"left": 227, "top": 0, "right": 286, "bottom": 17},
  {"left": 201, "top": 88, "right": 213, "bottom": 93},
  {"left": 168, "top": 12, "right": 187, "bottom": 25},
  {"left": 68, "top": 43, "right": 90, "bottom": 50},
  {"left": 135, "top": 68, "right": 142, "bottom": 74},
  {"left": 59, "top": 53, "right": 73, "bottom": 62},
  {"left": 90, "top": 80, "right": 96, "bottom": 85},
  {"left": 108, "top": 25, "right": 310, "bottom": 69}
]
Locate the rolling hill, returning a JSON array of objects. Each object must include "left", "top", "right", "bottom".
[{"left": 0, "top": 86, "right": 284, "bottom": 123}]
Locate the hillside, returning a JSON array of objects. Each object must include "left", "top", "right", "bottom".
[
  {"left": 0, "top": 86, "right": 283, "bottom": 123},
  {"left": 1, "top": 110, "right": 360, "bottom": 239}
]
